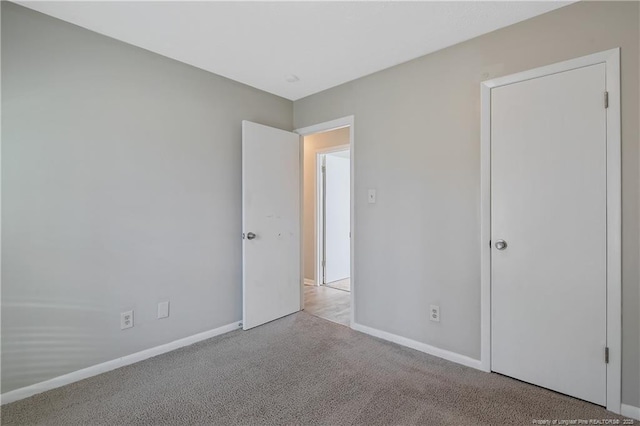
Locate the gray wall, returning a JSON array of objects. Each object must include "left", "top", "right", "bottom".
[
  {"left": 294, "top": 1, "right": 640, "bottom": 407},
  {"left": 1, "top": 3, "right": 292, "bottom": 393}
]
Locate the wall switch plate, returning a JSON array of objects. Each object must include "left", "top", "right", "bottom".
[
  {"left": 121, "top": 310, "right": 134, "bottom": 330},
  {"left": 430, "top": 305, "right": 440, "bottom": 322},
  {"left": 157, "top": 301, "right": 169, "bottom": 319},
  {"left": 368, "top": 189, "right": 376, "bottom": 204}
]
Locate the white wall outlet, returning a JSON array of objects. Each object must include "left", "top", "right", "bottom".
[
  {"left": 157, "top": 301, "right": 170, "bottom": 319},
  {"left": 121, "top": 310, "right": 134, "bottom": 330},
  {"left": 430, "top": 305, "right": 440, "bottom": 322},
  {"left": 368, "top": 189, "right": 376, "bottom": 204}
]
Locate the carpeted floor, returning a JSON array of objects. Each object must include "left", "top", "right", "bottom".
[{"left": 1, "top": 312, "right": 631, "bottom": 425}]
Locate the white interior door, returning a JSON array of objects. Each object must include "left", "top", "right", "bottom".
[
  {"left": 491, "top": 64, "right": 607, "bottom": 405},
  {"left": 324, "top": 153, "right": 350, "bottom": 284},
  {"left": 242, "top": 121, "right": 300, "bottom": 330}
]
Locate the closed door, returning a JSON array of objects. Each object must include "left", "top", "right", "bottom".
[
  {"left": 324, "top": 153, "right": 350, "bottom": 283},
  {"left": 242, "top": 120, "right": 301, "bottom": 330},
  {"left": 491, "top": 64, "right": 607, "bottom": 405}
]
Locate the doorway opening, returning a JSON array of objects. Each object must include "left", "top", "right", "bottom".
[
  {"left": 297, "top": 118, "right": 354, "bottom": 327},
  {"left": 318, "top": 147, "right": 351, "bottom": 292}
]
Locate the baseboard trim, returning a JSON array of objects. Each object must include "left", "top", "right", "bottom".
[
  {"left": 304, "top": 278, "right": 315, "bottom": 286},
  {"left": 0, "top": 320, "right": 242, "bottom": 405},
  {"left": 351, "top": 322, "right": 483, "bottom": 371},
  {"left": 622, "top": 404, "right": 640, "bottom": 420}
]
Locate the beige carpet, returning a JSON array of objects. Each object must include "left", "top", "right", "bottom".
[{"left": 1, "top": 313, "right": 630, "bottom": 425}]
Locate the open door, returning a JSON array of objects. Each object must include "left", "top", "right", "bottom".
[
  {"left": 242, "top": 121, "right": 301, "bottom": 330},
  {"left": 324, "top": 153, "right": 350, "bottom": 284}
]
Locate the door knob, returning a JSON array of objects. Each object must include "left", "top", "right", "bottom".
[
  {"left": 494, "top": 239, "right": 507, "bottom": 250},
  {"left": 246, "top": 232, "right": 257, "bottom": 240}
]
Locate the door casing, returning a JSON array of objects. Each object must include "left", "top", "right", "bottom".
[{"left": 480, "top": 48, "right": 621, "bottom": 413}]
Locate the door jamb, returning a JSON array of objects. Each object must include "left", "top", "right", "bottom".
[
  {"left": 296, "top": 116, "right": 355, "bottom": 328},
  {"left": 480, "top": 48, "right": 621, "bottom": 413},
  {"left": 316, "top": 145, "right": 351, "bottom": 287}
]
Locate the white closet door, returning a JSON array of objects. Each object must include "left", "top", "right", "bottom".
[{"left": 491, "top": 64, "right": 607, "bottom": 405}]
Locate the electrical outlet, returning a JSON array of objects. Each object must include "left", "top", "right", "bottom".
[
  {"left": 430, "top": 305, "right": 440, "bottom": 322},
  {"left": 121, "top": 310, "right": 134, "bottom": 330},
  {"left": 157, "top": 301, "right": 169, "bottom": 319}
]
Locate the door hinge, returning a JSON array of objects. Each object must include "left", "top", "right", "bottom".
[
  {"left": 604, "top": 347, "right": 609, "bottom": 364},
  {"left": 242, "top": 233, "right": 245, "bottom": 240},
  {"left": 604, "top": 91, "right": 609, "bottom": 109},
  {"left": 322, "top": 166, "right": 326, "bottom": 173},
  {"left": 322, "top": 260, "right": 326, "bottom": 267}
]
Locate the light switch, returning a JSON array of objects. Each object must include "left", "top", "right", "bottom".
[
  {"left": 157, "top": 301, "right": 169, "bottom": 319},
  {"left": 368, "top": 189, "right": 376, "bottom": 204}
]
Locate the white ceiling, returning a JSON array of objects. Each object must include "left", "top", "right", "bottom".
[{"left": 17, "top": 1, "right": 572, "bottom": 101}]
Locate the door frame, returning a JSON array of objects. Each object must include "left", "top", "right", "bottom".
[
  {"left": 480, "top": 48, "right": 621, "bottom": 413},
  {"left": 316, "top": 145, "right": 350, "bottom": 287},
  {"left": 296, "top": 116, "right": 355, "bottom": 327}
]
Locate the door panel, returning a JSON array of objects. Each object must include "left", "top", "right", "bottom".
[
  {"left": 242, "top": 121, "right": 300, "bottom": 330},
  {"left": 491, "top": 64, "right": 607, "bottom": 405},
  {"left": 324, "top": 154, "right": 350, "bottom": 284}
]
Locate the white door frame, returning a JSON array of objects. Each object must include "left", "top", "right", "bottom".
[
  {"left": 480, "top": 48, "right": 621, "bottom": 413},
  {"left": 296, "top": 116, "right": 355, "bottom": 327},
  {"left": 316, "top": 145, "right": 350, "bottom": 287}
]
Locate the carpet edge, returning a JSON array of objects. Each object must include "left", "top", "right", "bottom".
[
  {"left": 351, "top": 321, "right": 484, "bottom": 371},
  {"left": 0, "top": 320, "right": 242, "bottom": 405}
]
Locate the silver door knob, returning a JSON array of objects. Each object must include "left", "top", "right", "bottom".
[
  {"left": 494, "top": 239, "right": 507, "bottom": 250},
  {"left": 246, "top": 232, "right": 256, "bottom": 240}
]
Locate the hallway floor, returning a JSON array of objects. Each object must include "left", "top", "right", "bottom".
[
  {"left": 303, "top": 284, "right": 350, "bottom": 326},
  {"left": 326, "top": 278, "right": 350, "bottom": 291}
]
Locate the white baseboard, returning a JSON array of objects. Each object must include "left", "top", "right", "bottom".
[
  {"left": 353, "top": 321, "right": 639, "bottom": 418},
  {"left": 0, "top": 320, "right": 242, "bottom": 405},
  {"left": 304, "top": 278, "right": 315, "bottom": 286},
  {"left": 622, "top": 404, "right": 640, "bottom": 420},
  {"left": 351, "top": 322, "right": 483, "bottom": 371},
  {"left": 352, "top": 324, "right": 639, "bottom": 419}
]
